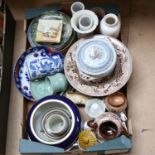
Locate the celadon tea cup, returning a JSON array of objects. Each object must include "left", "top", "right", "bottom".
[{"left": 30, "top": 73, "right": 68, "bottom": 100}]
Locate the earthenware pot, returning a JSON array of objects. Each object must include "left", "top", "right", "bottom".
[
  {"left": 100, "top": 13, "right": 121, "bottom": 38},
  {"left": 87, "top": 112, "right": 122, "bottom": 140},
  {"left": 26, "top": 95, "right": 81, "bottom": 149},
  {"left": 71, "top": 1, "right": 85, "bottom": 15},
  {"left": 71, "top": 10, "right": 98, "bottom": 38},
  {"left": 105, "top": 92, "right": 127, "bottom": 113}
]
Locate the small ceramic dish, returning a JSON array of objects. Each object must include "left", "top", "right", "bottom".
[
  {"left": 14, "top": 46, "right": 64, "bottom": 101},
  {"left": 75, "top": 38, "right": 117, "bottom": 78},
  {"left": 71, "top": 10, "right": 98, "bottom": 38},
  {"left": 26, "top": 95, "right": 81, "bottom": 149},
  {"left": 85, "top": 99, "right": 106, "bottom": 118},
  {"left": 28, "top": 11, "right": 73, "bottom": 51},
  {"left": 64, "top": 35, "right": 132, "bottom": 96}
]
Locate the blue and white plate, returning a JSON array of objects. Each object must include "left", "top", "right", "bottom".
[{"left": 14, "top": 46, "right": 64, "bottom": 101}]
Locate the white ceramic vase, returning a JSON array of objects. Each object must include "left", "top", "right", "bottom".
[{"left": 100, "top": 13, "right": 121, "bottom": 38}]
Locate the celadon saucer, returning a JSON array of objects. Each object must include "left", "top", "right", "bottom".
[{"left": 28, "top": 11, "right": 73, "bottom": 51}]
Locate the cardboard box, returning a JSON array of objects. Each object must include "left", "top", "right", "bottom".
[{"left": 5, "top": 0, "right": 155, "bottom": 155}]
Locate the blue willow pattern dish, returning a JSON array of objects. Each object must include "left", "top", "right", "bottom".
[
  {"left": 14, "top": 46, "right": 64, "bottom": 101},
  {"left": 28, "top": 11, "right": 73, "bottom": 51}
]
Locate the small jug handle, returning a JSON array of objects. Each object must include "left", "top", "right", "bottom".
[{"left": 87, "top": 119, "right": 98, "bottom": 130}]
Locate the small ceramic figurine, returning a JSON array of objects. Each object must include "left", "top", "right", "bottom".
[
  {"left": 100, "top": 13, "right": 121, "bottom": 38},
  {"left": 78, "top": 130, "right": 97, "bottom": 150},
  {"left": 65, "top": 91, "right": 92, "bottom": 105},
  {"left": 104, "top": 92, "right": 127, "bottom": 113}
]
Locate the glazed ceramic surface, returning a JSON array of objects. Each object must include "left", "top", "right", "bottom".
[
  {"left": 30, "top": 73, "right": 68, "bottom": 100},
  {"left": 14, "top": 46, "right": 64, "bottom": 101},
  {"left": 88, "top": 112, "right": 122, "bottom": 140},
  {"left": 26, "top": 95, "right": 81, "bottom": 149},
  {"left": 75, "top": 38, "right": 117, "bottom": 77},
  {"left": 100, "top": 13, "right": 121, "bottom": 38},
  {"left": 64, "top": 35, "right": 132, "bottom": 97},
  {"left": 71, "top": 10, "right": 98, "bottom": 38},
  {"left": 28, "top": 11, "right": 74, "bottom": 51},
  {"left": 71, "top": 1, "right": 85, "bottom": 15}
]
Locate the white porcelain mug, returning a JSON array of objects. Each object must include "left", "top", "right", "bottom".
[
  {"left": 71, "top": 1, "right": 85, "bottom": 16},
  {"left": 78, "top": 15, "right": 93, "bottom": 31}
]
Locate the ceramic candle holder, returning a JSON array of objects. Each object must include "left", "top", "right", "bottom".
[
  {"left": 78, "top": 15, "right": 93, "bottom": 31},
  {"left": 71, "top": 1, "right": 85, "bottom": 16},
  {"left": 71, "top": 10, "right": 98, "bottom": 38}
]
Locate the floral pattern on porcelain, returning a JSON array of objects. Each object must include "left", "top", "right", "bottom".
[{"left": 64, "top": 35, "right": 132, "bottom": 96}]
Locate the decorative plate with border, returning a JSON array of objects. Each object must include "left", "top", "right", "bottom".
[
  {"left": 64, "top": 35, "right": 132, "bottom": 97},
  {"left": 14, "top": 46, "right": 64, "bottom": 101},
  {"left": 28, "top": 11, "right": 73, "bottom": 51}
]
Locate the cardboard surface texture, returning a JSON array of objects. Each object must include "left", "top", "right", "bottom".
[{"left": 5, "top": 0, "right": 155, "bottom": 155}]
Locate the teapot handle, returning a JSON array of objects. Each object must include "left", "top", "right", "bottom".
[
  {"left": 121, "top": 125, "right": 131, "bottom": 137},
  {"left": 87, "top": 119, "right": 98, "bottom": 130}
]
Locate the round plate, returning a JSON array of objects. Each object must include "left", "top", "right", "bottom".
[
  {"left": 64, "top": 35, "right": 132, "bottom": 96},
  {"left": 14, "top": 46, "right": 64, "bottom": 101},
  {"left": 75, "top": 38, "right": 116, "bottom": 76},
  {"left": 28, "top": 11, "right": 73, "bottom": 51}
]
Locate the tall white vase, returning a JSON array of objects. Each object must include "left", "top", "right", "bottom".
[{"left": 100, "top": 13, "right": 121, "bottom": 38}]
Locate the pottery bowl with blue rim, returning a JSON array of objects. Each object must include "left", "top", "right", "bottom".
[{"left": 26, "top": 95, "right": 81, "bottom": 149}]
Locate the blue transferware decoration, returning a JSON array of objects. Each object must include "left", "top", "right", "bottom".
[
  {"left": 26, "top": 95, "right": 81, "bottom": 149},
  {"left": 14, "top": 46, "right": 64, "bottom": 101},
  {"left": 30, "top": 73, "right": 68, "bottom": 100},
  {"left": 26, "top": 52, "right": 63, "bottom": 80}
]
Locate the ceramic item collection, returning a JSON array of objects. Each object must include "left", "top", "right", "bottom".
[{"left": 14, "top": 1, "right": 132, "bottom": 151}]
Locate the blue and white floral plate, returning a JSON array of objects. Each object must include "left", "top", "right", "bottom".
[{"left": 14, "top": 46, "right": 64, "bottom": 101}]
